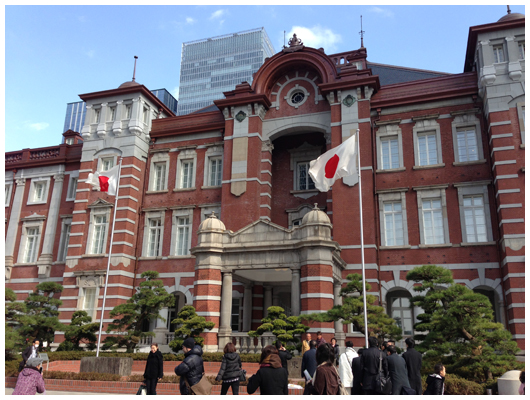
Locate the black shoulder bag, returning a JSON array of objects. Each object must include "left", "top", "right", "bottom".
[{"left": 374, "top": 351, "right": 392, "bottom": 395}]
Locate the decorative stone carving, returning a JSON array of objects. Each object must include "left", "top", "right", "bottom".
[
  {"left": 5, "top": 266, "right": 12, "bottom": 281},
  {"left": 324, "top": 132, "right": 332, "bottom": 145},
  {"left": 288, "top": 33, "right": 303, "bottom": 47},
  {"left": 364, "top": 86, "right": 375, "bottom": 100},
  {"left": 261, "top": 140, "right": 274, "bottom": 153},
  {"left": 235, "top": 111, "right": 247, "bottom": 122},
  {"left": 53, "top": 173, "right": 65, "bottom": 183},
  {"left": 223, "top": 107, "right": 230, "bottom": 120},
  {"left": 15, "top": 178, "right": 26, "bottom": 186},
  {"left": 342, "top": 94, "right": 356, "bottom": 107},
  {"left": 247, "top": 104, "right": 253, "bottom": 116}
]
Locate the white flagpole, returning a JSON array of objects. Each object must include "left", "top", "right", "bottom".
[
  {"left": 357, "top": 129, "right": 369, "bottom": 349},
  {"left": 96, "top": 157, "right": 123, "bottom": 357}
]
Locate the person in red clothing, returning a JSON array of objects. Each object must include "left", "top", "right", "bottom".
[{"left": 12, "top": 357, "right": 45, "bottom": 395}]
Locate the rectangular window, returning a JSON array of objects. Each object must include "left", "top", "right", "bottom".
[
  {"left": 176, "top": 217, "right": 190, "bottom": 255},
  {"left": 58, "top": 223, "right": 71, "bottom": 262},
  {"left": 463, "top": 196, "right": 487, "bottom": 243},
  {"left": 94, "top": 108, "right": 101, "bottom": 123},
  {"left": 518, "top": 42, "right": 525, "bottom": 60},
  {"left": 83, "top": 288, "right": 97, "bottom": 318},
  {"left": 68, "top": 177, "right": 78, "bottom": 200},
  {"left": 143, "top": 107, "right": 149, "bottom": 124},
  {"left": 147, "top": 218, "right": 162, "bottom": 257},
  {"left": 24, "top": 227, "right": 39, "bottom": 263},
  {"left": 101, "top": 157, "right": 114, "bottom": 172},
  {"left": 297, "top": 162, "right": 315, "bottom": 190},
  {"left": 5, "top": 184, "right": 11, "bottom": 206},
  {"left": 65, "top": 138, "right": 74, "bottom": 145},
  {"left": 125, "top": 105, "right": 132, "bottom": 119},
  {"left": 383, "top": 202, "right": 404, "bottom": 246},
  {"left": 91, "top": 214, "right": 107, "bottom": 254},
  {"left": 422, "top": 199, "right": 444, "bottom": 244},
  {"left": 209, "top": 158, "right": 223, "bottom": 186},
  {"left": 493, "top": 45, "right": 505, "bottom": 63},
  {"left": 109, "top": 107, "right": 116, "bottom": 121},
  {"left": 181, "top": 161, "right": 194, "bottom": 189},
  {"left": 418, "top": 133, "right": 438, "bottom": 166},
  {"left": 381, "top": 137, "right": 400, "bottom": 170},
  {"left": 456, "top": 128, "right": 479, "bottom": 162},
  {"left": 231, "top": 298, "right": 240, "bottom": 332},
  {"left": 153, "top": 162, "right": 167, "bottom": 191},
  {"left": 33, "top": 181, "right": 47, "bottom": 202}
]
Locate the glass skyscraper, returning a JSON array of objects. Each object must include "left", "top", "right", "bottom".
[{"left": 177, "top": 27, "right": 275, "bottom": 116}]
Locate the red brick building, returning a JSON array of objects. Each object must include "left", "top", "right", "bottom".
[{"left": 5, "top": 12, "right": 525, "bottom": 351}]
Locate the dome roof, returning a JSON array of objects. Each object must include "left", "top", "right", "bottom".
[
  {"left": 199, "top": 213, "right": 226, "bottom": 231},
  {"left": 118, "top": 80, "right": 141, "bottom": 89},
  {"left": 498, "top": 12, "right": 524, "bottom": 22},
  {"left": 302, "top": 204, "right": 331, "bottom": 225}
]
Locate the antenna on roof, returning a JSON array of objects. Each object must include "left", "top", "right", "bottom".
[
  {"left": 359, "top": 15, "right": 365, "bottom": 48},
  {"left": 132, "top": 56, "right": 138, "bottom": 82},
  {"left": 507, "top": 5, "right": 511, "bottom": 14},
  {"left": 283, "top": 30, "right": 286, "bottom": 49}
]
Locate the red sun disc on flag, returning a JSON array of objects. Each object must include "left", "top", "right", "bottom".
[
  {"left": 99, "top": 176, "right": 110, "bottom": 192},
  {"left": 325, "top": 154, "right": 339, "bottom": 178}
]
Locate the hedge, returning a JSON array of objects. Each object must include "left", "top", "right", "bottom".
[{"left": 422, "top": 374, "right": 485, "bottom": 395}]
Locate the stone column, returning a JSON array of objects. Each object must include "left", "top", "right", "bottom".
[
  {"left": 153, "top": 307, "right": 170, "bottom": 345},
  {"left": 5, "top": 178, "right": 26, "bottom": 274},
  {"left": 272, "top": 291, "right": 280, "bottom": 307},
  {"left": 263, "top": 286, "right": 272, "bottom": 317},
  {"left": 218, "top": 271, "right": 233, "bottom": 349},
  {"left": 243, "top": 284, "right": 253, "bottom": 332},
  {"left": 37, "top": 173, "right": 65, "bottom": 278},
  {"left": 291, "top": 269, "right": 301, "bottom": 316},
  {"left": 333, "top": 281, "right": 346, "bottom": 348}
]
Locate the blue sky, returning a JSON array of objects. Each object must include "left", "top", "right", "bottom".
[{"left": 4, "top": 5, "right": 525, "bottom": 152}]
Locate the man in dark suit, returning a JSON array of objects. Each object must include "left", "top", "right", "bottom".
[
  {"left": 402, "top": 338, "right": 423, "bottom": 395},
  {"left": 275, "top": 340, "right": 292, "bottom": 374},
  {"left": 359, "top": 336, "right": 388, "bottom": 395},
  {"left": 301, "top": 340, "right": 317, "bottom": 380},
  {"left": 351, "top": 348, "right": 364, "bottom": 395},
  {"left": 386, "top": 345, "right": 411, "bottom": 395},
  {"left": 19, "top": 339, "right": 39, "bottom": 372}
]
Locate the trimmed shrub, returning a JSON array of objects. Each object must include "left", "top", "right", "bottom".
[
  {"left": 422, "top": 374, "right": 485, "bottom": 395},
  {"left": 6, "top": 360, "right": 21, "bottom": 377},
  {"left": 43, "top": 371, "right": 122, "bottom": 381}
]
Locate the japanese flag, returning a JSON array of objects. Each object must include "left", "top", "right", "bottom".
[
  {"left": 87, "top": 165, "right": 119, "bottom": 195},
  {"left": 309, "top": 131, "right": 359, "bottom": 192}
]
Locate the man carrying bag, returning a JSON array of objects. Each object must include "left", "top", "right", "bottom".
[{"left": 175, "top": 337, "right": 212, "bottom": 395}]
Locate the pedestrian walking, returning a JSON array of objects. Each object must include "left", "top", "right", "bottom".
[
  {"left": 275, "top": 340, "right": 292, "bottom": 374},
  {"left": 330, "top": 337, "right": 340, "bottom": 366},
  {"left": 386, "top": 345, "right": 411, "bottom": 395},
  {"left": 338, "top": 340, "right": 358, "bottom": 394},
  {"left": 519, "top": 371, "right": 525, "bottom": 395},
  {"left": 143, "top": 343, "right": 163, "bottom": 395},
  {"left": 216, "top": 343, "right": 242, "bottom": 395},
  {"left": 351, "top": 348, "right": 364, "bottom": 395},
  {"left": 174, "top": 337, "right": 205, "bottom": 395},
  {"left": 12, "top": 357, "right": 46, "bottom": 395},
  {"left": 402, "top": 338, "right": 422, "bottom": 395},
  {"left": 360, "top": 336, "right": 389, "bottom": 395},
  {"left": 302, "top": 333, "right": 312, "bottom": 356},
  {"left": 306, "top": 343, "right": 340, "bottom": 395},
  {"left": 301, "top": 340, "right": 318, "bottom": 381},
  {"left": 247, "top": 345, "right": 288, "bottom": 395},
  {"left": 19, "top": 339, "right": 40, "bottom": 372},
  {"left": 424, "top": 364, "right": 446, "bottom": 395},
  {"left": 316, "top": 331, "right": 326, "bottom": 347}
]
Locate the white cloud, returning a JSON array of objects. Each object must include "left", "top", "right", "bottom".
[
  {"left": 209, "top": 9, "right": 226, "bottom": 20},
  {"left": 185, "top": 17, "right": 196, "bottom": 24},
  {"left": 286, "top": 25, "right": 342, "bottom": 53},
  {"left": 28, "top": 122, "right": 49, "bottom": 131},
  {"left": 369, "top": 7, "right": 394, "bottom": 18}
]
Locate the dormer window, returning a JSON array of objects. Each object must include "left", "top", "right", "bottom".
[{"left": 493, "top": 45, "right": 505, "bottom": 63}]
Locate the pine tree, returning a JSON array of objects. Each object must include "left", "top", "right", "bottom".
[
  {"left": 103, "top": 271, "right": 174, "bottom": 353},
  {"left": 57, "top": 311, "right": 99, "bottom": 351},
  {"left": 407, "top": 265, "right": 523, "bottom": 382},
  {"left": 5, "top": 288, "right": 28, "bottom": 358},
  {"left": 304, "top": 274, "right": 402, "bottom": 343},
  {"left": 19, "top": 282, "right": 65, "bottom": 349},
  {"left": 168, "top": 305, "right": 215, "bottom": 352}
]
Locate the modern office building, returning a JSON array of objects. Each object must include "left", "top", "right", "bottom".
[
  {"left": 151, "top": 88, "right": 179, "bottom": 115},
  {"left": 177, "top": 27, "right": 275, "bottom": 116}
]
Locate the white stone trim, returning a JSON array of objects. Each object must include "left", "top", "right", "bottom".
[
  {"left": 490, "top": 146, "right": 515, "bottom": 157},
  {"left": 451, "top": 113, "right": 484, "bottom": 163},
  {"left": 415, "top": 186, "right": 451, "bottom": 245},
  {"left": 27, "top": 176, "right": 51, "bottom": 205},
  {"left": 376, "top": 123, "right": 404, "bottom": 171},
  {"left": 412, "top": 118, "right": 443, "bottom": 166},
  {"left": 378, "top": 190, "right": 409, "bottom": 246},
  {"left": 149, "top": 150, "right": 170, "bottom": 191},
  {"left": 300, "top": 276, "right": 334, "bottom": 283},
  {"left": 142, "top": 209, "right": 165, "bottom": 258},
  {"left": 193, "top": 296, "right": 221, "bottom": 301},
  {"left": 196, "top": 312, "right": 220, "bottom": 317},
  {"left": 176, "top": 148, "right": 197, "bottom": 190},
  {"left": 117, "top": 195, "right": 138, "bottom": 202},
  {"left": 499, "top": 218, "right": 524, "bottom": 226},
  {"left": 194, "top": 280, "right": 222, "bottom": 285},
  {"left": 455, "top": 182, "right": 494, "bottom": 244},
  {"left": 300, "top": 293, "right": 335, "bottom": 299}
]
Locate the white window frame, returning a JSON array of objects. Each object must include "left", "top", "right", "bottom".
[
  {"left": 492, "top": 44, "right": 505, "bottom": 63},
  {"left": 99, "top": 157, "right": 114, "bottom": 172},
  {"left": 289, "top": 142, "right": 321, "bottom": 196},
  {"left": 86, "top": 206, "right": 112, "bottom": 255},
  {"left": 148, "top": 151, "right": 170, "bottom": 192},
  {"left": 200, "top": 204, "right": 221, "bottom": 223},
  {"left": 376, "top": 123, "right": 404, "bottom": 172},
  {"left": 175, "top": 149, "right": 197, "bottom": 190},
  {"left": 387, "top": 290, "right": 414, "bottom": 337},
  {"left": 414, "top": 185, "right": 451, "bottom": 247},
  {"left": 57, "top": 216, "right": 72, "bottom": 262},
  {"left": 75, "top": 273, "right": 104, "bottom": 321},
  {"left": 5, "top": 182, "right": 13, "bottom": 207},
  {"left": 142, "top": 210, "right": 165, "bottom": 258},
  {"left": 295, "top": 161, "right": 316, "bottom": 191},
  {"left": 65, "top": 137, "right": 74, "bottom": 145},
  {"left": 27, "top": 177, "right": 51, "bottom": 205},
  {"left": 454, "top": 182, "right": 494, "bottom": 245},
  {"left": 518, "top": 41, "right": 525, "bottom": 60},
  {"left": 451, "top": 113, "right": 484, "bottom": 165},
  {"left": 412, "top": 119, "right": 443, "bottom": 169},
  {"left": 203, "top": 145, "right": 224, "bottom": 188},
  {"left": 378, "top": 190, "right": 409, "bottom": 248},
  {"left": 108, "top": 105, "right": 117, "bottom": 122},
  {"left": 17, "top": 214, "right": 45, "bottom": 265},
  {"left": 516, "top": 102, "right": 525, "bottom": 146},
  {"left": 66, "top": 173, "right": 79, "bottom": 201},
  {"left": 170, "top": 208, "right": 194, "bottom": 257},
  {"left": 124, "top": 103, "right": 132, "bottom": 120}
]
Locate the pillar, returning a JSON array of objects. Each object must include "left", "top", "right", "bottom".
[
  {"left": 334, "top": 281, "right": 346, "bottom": 348},
  {"left": 243, "top": 284, "right": 253, "bottom": 332},
  {"left": 263, "top": 286, "right": 272, "bottom": 317},
  {"left": 218, "top": 271, "right": 233, "bottom": 349},
  {"left": 5, "top": 178, "right": 26, "bottom": 276},
  {"left": 291, "top": 268, "right": 301, "bottom": 316},
  {"left": 37, "top": 173, "right": 65, "bottom": 278},
  {"left": 153, "top": 307, "right": 170, "bottom": 345}
]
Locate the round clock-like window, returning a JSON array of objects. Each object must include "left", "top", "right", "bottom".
[{"left": 291, "top": 91, "right": 305, "bottom": 104}]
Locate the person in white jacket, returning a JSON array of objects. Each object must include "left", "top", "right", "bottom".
[{"left": 338, "top": 341, "right": 358, "bottom": 394}]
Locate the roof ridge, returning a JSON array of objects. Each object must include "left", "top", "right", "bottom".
[{"left": 366, "top": 61, "right": 451, "bottom": 75}]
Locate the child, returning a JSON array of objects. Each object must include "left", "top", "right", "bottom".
[{"left": 424, "top": 364, "right": 446, "bottom": 395}]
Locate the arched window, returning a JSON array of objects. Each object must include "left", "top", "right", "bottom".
[
  {"left": 473, "top": 287, "right": 499, "bottom": 323},
  {"left": 387, "top": 290, "right": 414, "bottom": 336}
]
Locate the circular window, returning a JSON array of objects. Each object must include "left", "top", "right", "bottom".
[{"left": 291, "top": 91, "right": 305, "bottom": 104}]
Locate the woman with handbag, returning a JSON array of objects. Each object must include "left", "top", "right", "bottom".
[
  {"left": 143, "top": 343, "right": 164, "bottom": 395},
  {"left": 216, "top": 342, "right": 242, "bottom": 395},
  {"left": 247, "top": 345, "right": 288, "bottom": 395}
]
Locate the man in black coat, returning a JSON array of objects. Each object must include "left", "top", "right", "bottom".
[
  {"left": 275, "top": 340, "right": 292, "bottom": 374},
  {"left": 19, "top": 339, "right": 39, "bottom": 372},
  {"left": 351, "top": 348, "right": 364, "bottom": 395},
  {"left": 359, "top": 336, "right": 389, "bottom": 395},
  {"left": 386, "top": 345, "right": 411, "bottom": 395},
  {"left": 174, "top": 337, "right": 205, "bottom": 395},
  {"left": 144, "top": 343, "right": 164, "bottom": 395},
  {"left": 402, "top": 338, "right": 423, "bottom": 396},
  {"left": 301, "top": 340, "right": 317, "bottom": 380}
]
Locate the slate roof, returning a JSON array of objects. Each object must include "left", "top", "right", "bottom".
[
  {"left": 191, "top": 103, "right": 220, "bottom": 114},
  {"left": 366, "top": 62, "right": 451, "bottom": 86}
]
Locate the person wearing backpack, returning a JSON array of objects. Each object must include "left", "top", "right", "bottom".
[
  {"left": 338, "top": 341, "right": 357, "bottom": 394},
  {"left": 216, "top": 342, "right": 242, "bottom": 395}
]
